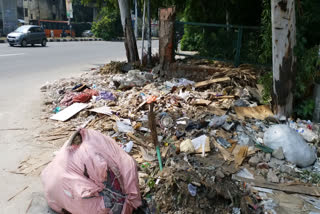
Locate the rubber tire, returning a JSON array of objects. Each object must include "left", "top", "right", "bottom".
[
  {"left": 21, "top": 39, "right": 27, "bottom": 47},
  {"left": 41, "top": 39, "right": 47, "bottom": 47},
  {"left": 9, "top": 44, "right": 14, "bottom": 47}
]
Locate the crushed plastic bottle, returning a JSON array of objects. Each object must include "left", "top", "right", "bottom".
[
  {"left": 123, "top": 141, "right": 134, "bottom": 153},
  {"left": 188, "top": 183, "right": 197, "bottom": 196},
  {"left": 209, "top": 115, "right": 227, "bottom": 128}
]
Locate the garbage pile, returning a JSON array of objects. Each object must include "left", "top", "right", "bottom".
[{"left": 40, "top": 60, "right": 320, "bottom": 213}]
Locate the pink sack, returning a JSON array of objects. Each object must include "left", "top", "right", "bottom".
[{"left": 41, "top": 129, "right": 142, "bottom": 214}]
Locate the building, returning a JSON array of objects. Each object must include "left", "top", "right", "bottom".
[
  {"left": 23, "top": 0, "right": 67, "bottom": 23},
  {"left": 0, "top": 0, "right": 18, "bottom": 35}
]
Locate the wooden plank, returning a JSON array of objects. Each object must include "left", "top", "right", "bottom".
[
  {"left": 50, "top": 103, "right": 88, "bottom": 122},
  {"left": 193, "top": 99, "right": 211, "bottom": 106},
  {"left": 195, "top": 77, "right": 231, "bottom": 88},
  {"left": 233, "top": 175, "right": 320, "bottom": 197}
]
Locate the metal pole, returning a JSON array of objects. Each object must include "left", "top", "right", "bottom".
[
  {"left": 147, "top": 0, "right": 151, "bottom": 65},
  {"left": 134, "top": 0, "right": 138, "bottom": 38},
  {"left": 141, "top": 0, "right": 146, "bottom": 64},
  {"left": 68, "top": 17, "right": 72, "bottom": 37},
  {"left": 234, "top": 27, "right": 243, "bottom": 67}
]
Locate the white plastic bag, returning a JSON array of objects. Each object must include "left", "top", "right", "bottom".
[{"left": 264, "top": 125, "right": 317, "bottom": 167}]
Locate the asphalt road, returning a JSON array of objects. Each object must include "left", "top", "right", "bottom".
[{"left": 0, "top": 41, "right": 158, "bottom": 213}]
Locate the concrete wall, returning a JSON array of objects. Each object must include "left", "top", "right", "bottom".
[
  {"left": 17, "top": 0, "right": 23, "bottom": 19},
  {"left": 1, "top": 0, "right": 18, "bottom": 35}
]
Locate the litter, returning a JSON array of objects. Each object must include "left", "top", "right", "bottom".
[
  {"left": 116, "top": 120, "right": 134, "bottom": 133},
  {"left": 187, "top": 184, "right": 197, "bottom": 196},
  {"left": 41, "top": 129, "right": 142, "bottom": 214},
  {"left": 264, "top": 125, "right": 317, "bottom": 167},
  {"left": 50, "top": 103, "right": 88, "bottom": 122}
]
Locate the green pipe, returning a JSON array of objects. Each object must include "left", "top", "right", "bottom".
[{"left": 156, "top": 146, "right": 163, "bottom": 171}]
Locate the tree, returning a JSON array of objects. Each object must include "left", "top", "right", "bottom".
[
  {"left": 271, "top": 0, "right": 296, "bottom": 117},
  {"left": 82, "top": 0, "right": 139, "bottom": 62},
  {"left": 118, "top": 0, "right": 139, "bottom": 62}
]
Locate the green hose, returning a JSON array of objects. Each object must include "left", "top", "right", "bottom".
[{"left": 156, "top": 146, "right": 163, "bottom": 171}]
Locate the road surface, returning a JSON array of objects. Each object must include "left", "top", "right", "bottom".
[{"left": 0, "top": 41, "right": 157, "bottom": 213}]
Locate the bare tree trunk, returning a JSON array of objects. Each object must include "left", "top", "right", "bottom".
[
  {"left": 159, "top": 7, "right": 176, "bottom": 77},
  {"left": 147, "top": 0, "right": 152, "bottom": 66},
  {"left": 141, "top": 0, "right": 146, "bottom": 64},
  {"left": 271, "top": 0, "right": 296, "bottom": 117},
  {"left": 118, "top": 0, "right": 139, "bottom": 62}
]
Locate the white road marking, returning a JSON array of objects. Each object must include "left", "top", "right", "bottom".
[{"left": 0, "top": 53, "right": 25, "bottom": 57}]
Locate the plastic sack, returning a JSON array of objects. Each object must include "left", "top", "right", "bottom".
[
  {"left": 263, "top": 125, "right": 317, "bottom": 167},
  {"left": 41, "top": 129, "right": 142, "bottom": 214}
]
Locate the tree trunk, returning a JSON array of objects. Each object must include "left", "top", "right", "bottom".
[
  {"left": 159, "top": 7, "right": 176, "bottom": 77},
  {"left": 118, "top": 0, "right": 139, "bottom": 62},
  {"left": 147, "top": 0, "right": 152, "bottom": 66},
  {"left": 271, "top": 0, "right": 296, "bottom": 117}
]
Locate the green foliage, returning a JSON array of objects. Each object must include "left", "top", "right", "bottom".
[
  {"left": 72, "top": 0, "right": 93, "bottom": 22},
  {"left": 178, "top": 0, "right": 263, "bottom": 63},
  {"left": 258, "top": 71, "right": 273, "bottom": 104},
  {"left": 293, "top": 0, "right": 320, "bottom": 119},
  {"left": 91, "top": 7, "right": 122, "bottom": 40},
  {"left": 296, "top": 99, "right": 315, "bottom": 119},
  {"left": 258, "top": 0, "right": 272, "bottom": 64}
]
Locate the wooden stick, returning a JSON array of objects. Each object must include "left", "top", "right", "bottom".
[
  {"left": 0, "top": 128, "right": 27, "bottom": 131},
  {"left": 195, "top": 77, "right": 231, "bottom": 88},
  {"left": 148, "top": 102, "right": 158, "bottom": 147},
  {"left": 7, "top": 186, "right": 29, "bottom": 202},
  {"left": 127, "top": 133, "right": 152, "bottom": 149}
]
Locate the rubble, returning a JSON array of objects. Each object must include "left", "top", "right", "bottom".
[{"left": 39, "top": 60, "right": 320, "bottom": 213}]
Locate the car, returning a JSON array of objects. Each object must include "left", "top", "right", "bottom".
[
  {"left": 82, "top": 30, "right": 94, "bottom": 37},
  {"left": 7, "top": 25, "right": 47, "bottom": 47}
]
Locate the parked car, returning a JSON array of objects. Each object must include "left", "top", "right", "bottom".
[
  {"left": 82, "top": 30, "right": 94, "bottom": 37},
  {"left": 7, "top": 25, "right": 47, "bottom": 47}
]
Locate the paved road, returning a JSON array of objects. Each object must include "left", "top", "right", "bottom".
[{"left": 0, "top": 41, "right": 157, "bottom": 213}]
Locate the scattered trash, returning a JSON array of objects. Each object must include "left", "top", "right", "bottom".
[
  {"left": 180, "top": 139, "right": 195, "bottom": 153},
  {"left": 40, "top": 60, "right": 320, "bottom": 213},
  {"left": 123, "top": 141, "right": 134, "bottom": 153},
  {"left": 216, "top": 137, "right": 231, "bottom": 148},
  {"left": 264, "top": 125, "right": 317, "bottom": 167},
  {"left": 50, "top": 103, "right": 88, "bottom": 122},
  {"left": 187, "top": 183, "right": 197, "bottom": 196},
  {"left": 97, "top": 91, "right": 116, "bottom": 101},
  {"left": 116, "top": 120, "right": 134, "bottom": 133},
  {"left": 41, "top": 129, "right": 142, "bottom": 214},
  {"left": 53, "top": 107, "right": 61, "bottom": 113},
  {"left": 236, "top": 168, "right": 254, "bottom": 179},
  {"left": 234, "top": 105, "right": 274, "bottom": 120}
]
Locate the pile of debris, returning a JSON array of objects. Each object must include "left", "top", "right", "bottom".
[{"left": 39, "top": 60, "right": 320, "bottom": 213}]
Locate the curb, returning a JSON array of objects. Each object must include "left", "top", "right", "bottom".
[
  {"left": 46, "top": 38, "right": 103, "bottom": 42},
  {"left": 0, "top": 38, "right": 104, "bottom": 43}
]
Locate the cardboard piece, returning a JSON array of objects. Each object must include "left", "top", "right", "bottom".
[
  {"left": 89, "top": 106, "right": 113, "bottom": 115},
  {"left": 234, "top": 105, "right": 273, "bottom": 120},
  {"left": 50, "top": 103, "right": 88, "bottom": 122}
]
